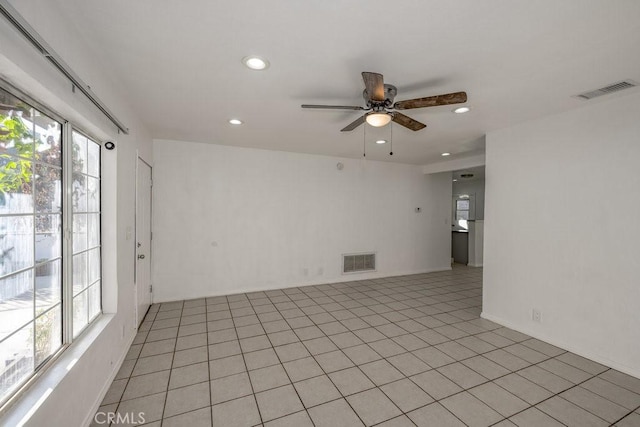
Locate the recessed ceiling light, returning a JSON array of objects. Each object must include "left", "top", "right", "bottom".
[
  {"left": 375, "top": 140, "right": 387, "bottom": 144},
  {"left": 441, "top": 152, "right": 451, "bottom": 156},
  {"left": 453, "top": 179, "right": 458, "bottom": 182},
  {"left": 228, "top": 119, "right": 243, "bottom": 125},
  {"left": 453, "top": 106, "right": 470, "bottom": 114},
  {"left": 242, "top": 56, "right": 269, "bottom": 70}
]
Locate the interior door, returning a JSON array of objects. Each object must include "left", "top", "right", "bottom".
[{"left": 135, "top": 158, "right": 152, "bottom": 326}]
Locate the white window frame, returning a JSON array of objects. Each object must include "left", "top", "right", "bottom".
[{"left": 0, "top": 81, "right": 103, "bottom": 409}]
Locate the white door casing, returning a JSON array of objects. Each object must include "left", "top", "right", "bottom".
[{"left": 135, "top": 157, "right": 152, "bottom": 326}]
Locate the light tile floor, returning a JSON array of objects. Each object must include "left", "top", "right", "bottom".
[{"left": 94, "top": 266, "right": 640, "bottom": 426}]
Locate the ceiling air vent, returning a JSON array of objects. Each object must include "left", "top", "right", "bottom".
[
  {"left": 343, "top": 253, "right": 376, "bottom": 274},
  {"left": 575, "top": 80, "right": 637, "bottom": 100}
]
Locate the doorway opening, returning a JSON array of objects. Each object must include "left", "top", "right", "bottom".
[{"left": 451, "top": 166, "right": 485, "bottom": 267}]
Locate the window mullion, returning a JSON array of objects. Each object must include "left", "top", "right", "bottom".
[{"left": 61, "top": 122, "right": 74, "bottom": 344}]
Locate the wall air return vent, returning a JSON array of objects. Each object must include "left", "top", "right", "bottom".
[
  {"left": 343, "top": 253, "right": 376, "bottom": 274},
  {"left": 575, "top": 80, "right": 637, "bottom": 100}
]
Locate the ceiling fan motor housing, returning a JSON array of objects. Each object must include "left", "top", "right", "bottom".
[{"left": 364, "top": 84, "right": 397, "bottom": 108}]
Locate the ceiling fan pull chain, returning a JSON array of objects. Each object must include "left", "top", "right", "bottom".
[
  {"left": 390, "top": 122, "right": 394, "bottom": 156},
  {"left": 363, "top": 121, "right": 367, "bottom": 157}
]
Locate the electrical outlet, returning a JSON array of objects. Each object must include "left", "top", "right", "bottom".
[
  {"left": 317, "top": 267, "right": 324, "bottom": 276},
  {"left": 532, "top": 309, "right": 541, "bottom": 323},
  {"left": 303, "top": 268, "right": 309, "bottom": 276}
]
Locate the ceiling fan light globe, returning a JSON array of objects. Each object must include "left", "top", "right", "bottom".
[{"left": 366, "top": 112, "right": 392, "bottom": 127}]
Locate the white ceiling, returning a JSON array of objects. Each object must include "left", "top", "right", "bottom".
[{"left": 56, "top": 0, "right": 640, "bottom": 164}]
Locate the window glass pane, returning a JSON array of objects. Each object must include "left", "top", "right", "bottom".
[
  {"left": 35, "top": 260, "right": 61, "bottom": 312},
  {"left": 72, "top": 290, "right": 88, "bottom": 338},
  {"left": 88, "top": 248, "right": 100, "bottom": 285},
  {"left": 0, "top": 89, "right": 34, "bottom": 160},
  {"left": 0, "top": 269, "right": 34, "bottom": 342},
  {"left": 35, "top": 305, "right": 61, "bottom": 366},
  {"left": 34, "top": 164, "right": 61, "bottom": 213},
  {"left": 88, "top": 214, "right": 100, "bottom": 248},
  {"left": 35, "top": 214, "right": 61, "bottom": 263},
  {"left": 87, "top": 177, "right": 99, "bottom": 212},
  {"left": 72, "top": 132, "right": 87, "bottom": 174},
  {"left": 87, "top": 141, "right": 99, "bottom": 178},
  {"left": 456, "top": 200, "right": 469, "bottom": 210},
  {"left": 71, "top": 132, "right": 100, "bottom": 339},
  {"left": 88, "top": 282, "right": 100, "bottom": 321},
  {"left": 72, "top": 173, "right": 86, "bottom": 212},
  {"left": 0, "top": 216, "right": 34, "bottom": 276},
  {"left": 456, "top": 210, "right": 469, "bottom": 221},
  {"left": 0, "top": 324, "right": 34, "bottom": 400},
  {"left": 34, "top": 113, "right": 61, "bottom": 167},
  {"left": 72, "top": 252, "right": 88, "bottom": 296},
  {"left": 0, "top": 155, "right": 33, "bottom": 215},
  {"left": 1, "top": 87, "right": 69, "bottom": 405},
  {"left": 73, "top": 213, "right": 88, "bottom": 254}
]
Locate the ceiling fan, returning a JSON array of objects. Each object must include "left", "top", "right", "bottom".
[{"left": 302, "top": 72, "right": 467, "bottom": 132}]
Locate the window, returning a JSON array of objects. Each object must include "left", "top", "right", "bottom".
[
  {"left": 71, "top": 131, "right": 101, "bottom": 337},
  {"left": 0, "top": 84, "right": 102, "bottom": 405},
  {"left": 456, "top": 199, "right": 470, "bottom": 221},
  {"left": 454, "top": 196, "right": 472, "bottom": 230}
]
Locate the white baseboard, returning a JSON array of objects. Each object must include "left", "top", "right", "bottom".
[
  {"left": 481, "top": 312, "right": 640, "bottom": 380},
  {"left": 82, "top": 330, "right": 137, "bottom": 427},
  {"left": 468, "top": 263, "right": 483, "bottom": 267},
  {"left": 154, "top": 266, "right": 453, "bottom": 304}
]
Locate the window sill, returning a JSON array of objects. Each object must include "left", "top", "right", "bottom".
[{"left": 0, "top": 314, "right": 115, "bottom": 426}]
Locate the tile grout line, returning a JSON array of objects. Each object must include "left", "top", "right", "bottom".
[
  {"left": 158, "top": 300, "right": 182, "bottom": 424},
  {"left": 264, "top": 286, "right": 444, "bottom": 427},
  {"left": 106, "top": 268, "right": 640, "bottom": 427},
  {"left": 207, "top": 270, "right": 490, "bottom": 426},
  {"left": 205, "top": 299, "right": 214, "bottom": 423},
  {"left": 228, "top": 295, "right": 266, "bottom": 427},
  {"left": 300, "top": 269, "right": 483, "bottom": 427},
  {"left": 608, "top": 403, "right": 640, "bottom": 426}
]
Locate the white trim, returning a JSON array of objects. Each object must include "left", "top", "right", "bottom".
[
  {"left": 422, "top": 153, "right": 485, "bottom": 174},
  {"left": 0, "top": 315, "right": 116, "bottom": 426},
  {"left": 154, "top": 266, "right": 453, "bottom": 303},
  {"left": 134, "top": 155, "right": 153, "bottom": 326},
  {"left": 81, "top": 324, "right": 136, "bottom": 427},
  {"left": 481, "top": 312, "right": 640, "bottom": 380}
]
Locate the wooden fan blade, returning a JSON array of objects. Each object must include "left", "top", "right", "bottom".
[
  {"left": 362, "top": 72, "right": 385, "bottom": 102},
  {"left": 341, "top": 115, "right": 366, "bottom": 132},
  {"left": 393, "top": 91, "right": 467, "bottom": 110},
  {"left": 301, "top": 104, "right": 365, "bottom": 110},
  {"left": 392, "top": 112, "right": 426, "bottom": 131}
]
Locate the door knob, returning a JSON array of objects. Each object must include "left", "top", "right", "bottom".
[{"left": 138, "top": 254, "right": 145, "bottom": 259}]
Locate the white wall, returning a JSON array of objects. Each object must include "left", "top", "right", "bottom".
[
  {"left": 153, "top": 140, "right": 453, "bottom": 302},
  {"left": 0, "top": 1, "right": 152, "bottom": 425},
  {"left": 483, "top": 91, "right": 640, "bottom": 378},
  {"left": 467, "top": 220, "right": 483, "bottom": 267}
]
